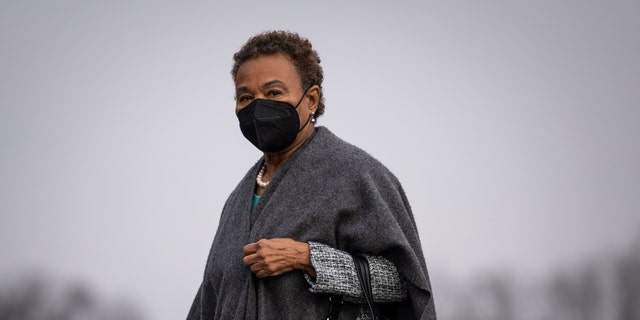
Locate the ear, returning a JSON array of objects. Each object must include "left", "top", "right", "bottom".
[{"left": 304, "top": 85, "right": 320, "bottom": 114}]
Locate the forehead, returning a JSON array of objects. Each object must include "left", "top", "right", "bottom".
[{"left": 235, "top": 53, "right": 301, "bottom": 88}]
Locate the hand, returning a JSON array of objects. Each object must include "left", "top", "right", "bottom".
[{"left": 243, "top": 238, "right": 316, "bottom": 278}]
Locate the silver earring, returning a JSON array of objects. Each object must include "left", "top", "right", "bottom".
[{"left": 310, "top": 112, "right": 316, "bottom": 123}]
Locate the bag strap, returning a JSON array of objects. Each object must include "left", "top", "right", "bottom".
[
  {"left": 326, "top": 295, "right": 343, "bottom": 320},
  {"left": 352, "top": 254, "right": 378, "bottom": 320}
]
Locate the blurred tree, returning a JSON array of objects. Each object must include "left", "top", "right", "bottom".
[
  {"left": 0, "top": 274, "right": 144, "bottom": 320},
  {"left": 547, "top": 264, "right": 603, "bottom": 320},
  {"left": 615, "top": 236, "right": 640, "bottom": 320},
  {"left": 426, "top": 232, "right": 640, "bottom": 320},
  {"left": 445, "top": 273, "right": 516, "bottom": 320}
]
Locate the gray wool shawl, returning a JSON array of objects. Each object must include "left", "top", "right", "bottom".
[{"left": 188, "top": 127, "right": 436, "bottom": 320}]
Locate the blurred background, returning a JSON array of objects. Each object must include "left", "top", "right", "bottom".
[{"left": 1, "top": 1, "right": 639, "bottom": 319}]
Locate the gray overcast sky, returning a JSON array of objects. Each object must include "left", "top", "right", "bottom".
[{"left": 1, "top": 1, "right": 639, "bottom": 319}]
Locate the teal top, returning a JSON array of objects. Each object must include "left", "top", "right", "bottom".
[{"left": 251, "top": 194, "right": 260, "bottom": 213}]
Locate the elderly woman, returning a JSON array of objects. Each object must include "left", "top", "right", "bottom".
[{"left": 187, "top": 31, "right": 436, "bottom": 320}]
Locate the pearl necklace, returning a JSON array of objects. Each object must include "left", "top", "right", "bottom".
[{"left": 256, "top": 163, "right": 269, "bottom": 188}]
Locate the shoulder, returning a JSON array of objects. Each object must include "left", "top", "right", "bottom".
[
  {"left": 308, "top": 127, "right": 399, "bottom": 183},
  {"left": 311, "top": 127, "right": 378, "bottom": 165}
]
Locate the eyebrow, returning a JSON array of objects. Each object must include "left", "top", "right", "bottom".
[
  {"left": 261, "top": 79, "right": 286, "bottom": 89},
  {"left": 235, "top": 80, "right": 288, "bottom": 96}
]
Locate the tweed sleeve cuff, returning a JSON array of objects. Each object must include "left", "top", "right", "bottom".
[{"left": 304, "top": 241, "right": 407, "bottom": 303}]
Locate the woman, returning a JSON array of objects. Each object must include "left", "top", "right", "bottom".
[{"left": 187, "top": 31, "right": 436, "bottom": 320}]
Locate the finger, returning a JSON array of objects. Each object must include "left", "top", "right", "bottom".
[
  {"left": 255, "top": 261, "right": 295, "bottom": 278},
  {"left": 257, "top": 266, "right": 294, "bottom": 278},
  {"left": 243, "top": 242, "right": 258, "bottom": 255},
  {"left": 255, "top": 268, "right": 267, "bottom": 278},
  {"left": 254, "top": 265, "right": 272, "bottom": 278},
  {"left": 250, "top": 261, "right": 262, "bottom": 274},
  {"left": 242, "top": 254, "right": 254, "bottom": 267}
]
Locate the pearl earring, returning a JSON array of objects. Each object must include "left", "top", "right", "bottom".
[{"left": 311, "top": 112, "right": 316, "bottom": 123}]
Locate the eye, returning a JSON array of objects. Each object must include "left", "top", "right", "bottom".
[
  {"left": 267, "top": 90, "right": 283, "bottom": 98},
  {"left": 237, "top": 94, "right": 253, "bottom": 103}
]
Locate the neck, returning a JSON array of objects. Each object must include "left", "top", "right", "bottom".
[{"left": 262, "top": 125, "right": 315, "bottom": 177}]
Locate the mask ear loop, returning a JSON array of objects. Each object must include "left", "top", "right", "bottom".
[{"left": 294, "top": 85, "right": 317, "bottom": 132}]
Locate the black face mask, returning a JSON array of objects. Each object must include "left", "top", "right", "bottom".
[{"left": 237, "top": 92, "right": 312, "bottom": 153}]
